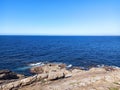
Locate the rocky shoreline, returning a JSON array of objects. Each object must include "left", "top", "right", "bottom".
[{"left": 1, "top": 63, "right": 120, "bottom": 90}]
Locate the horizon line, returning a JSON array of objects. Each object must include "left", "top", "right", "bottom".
[{"left": 0, "top": 34, "right": 120, "bottom": 36}]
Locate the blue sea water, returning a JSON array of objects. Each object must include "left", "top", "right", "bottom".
[{"left": 0, "top": 36, "right": 120, "bottom": 75}]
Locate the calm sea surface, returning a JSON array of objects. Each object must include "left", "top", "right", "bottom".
[{"left": 0, "top": 36, "right": 120, "bottom": 75}]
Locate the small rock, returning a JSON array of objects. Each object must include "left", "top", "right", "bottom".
[{"left": 58, "top": 64, "right": 66, "bottom": 69}]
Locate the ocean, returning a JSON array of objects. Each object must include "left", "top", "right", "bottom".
[{"left": 0, "top": 36, "right": 120, "bottom": 75}]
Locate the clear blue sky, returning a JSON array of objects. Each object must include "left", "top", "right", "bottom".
[{"left": 0, "top": 0, "right": 120, "bottom": 35}]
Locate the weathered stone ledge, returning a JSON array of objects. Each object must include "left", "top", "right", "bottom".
[{"left": 1, "top": 63, "right": 120, "bottom": 90}]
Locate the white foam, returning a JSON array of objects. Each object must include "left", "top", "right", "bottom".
[
  {"left": 97, "top": 64, "right": 105, "bottom": 68},
  {"left": 67, "top": 64, "right": 72, "bottom": 68},
  {"left": 16, "top": 62, "right": 45, "bottom": 71},
  {"left": 29, "top": 62, "right": 45, "bottom": 67},
  {"left": 97, "top": 64, "right": 120, "bottom": 69}
]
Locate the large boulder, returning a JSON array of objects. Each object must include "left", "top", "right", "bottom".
[
  {"left": 30, "top": 63, "right": 66, "bottom": 74},
  {"left": 30, "top": 66, "right": 44, "bottom": 74},
  {"left": 30, "top": 63, "right": 72, "bottom": 80}
]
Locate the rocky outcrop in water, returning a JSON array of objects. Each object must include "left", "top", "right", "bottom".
[
  {"left": 0, "top": 69, "right": 24, "bottom": 85},
  {"left": 0, "top": 69, "right": 19, "bottom": 80}
]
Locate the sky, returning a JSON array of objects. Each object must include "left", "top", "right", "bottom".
[{"left": 0, "top": 0, "right": 120, "bottom": 35}]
